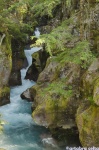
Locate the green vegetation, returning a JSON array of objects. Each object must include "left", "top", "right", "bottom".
[
  {"left": 0, "top": 87, "right": 10, "bottom": 97},
  {"left": 30, "top": 0, "right": 60, "bottom": 18},
  {"left": 0, "top": 0, "right": 34, "bottom": 41},
  {"left": 41, "top": 79, "right": 73, "bottom": 99},
  {"left": 55, "top": 40, "right": 95, "bottom": 69}
]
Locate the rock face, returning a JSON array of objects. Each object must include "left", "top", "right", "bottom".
[
  {"left": 76, "top": 59, "right": 99, "bottom": 147},
  {"left": 30, "top": 57, "right": 99, "bottom": 146},
  {"left": 76, "top": 104, "right": 99, "bottom": 147},
  {"left": 25, "top": 62, "right": 39, "bottom": 81},
  {"left": 31, "top": 57, "right": 81, "bottom": 129},
  {"left": 9, "top": 39, "right": 25, "bottom": 86},
  {"left": 0, "top": 33, "right": 12, "bottom": 106}
]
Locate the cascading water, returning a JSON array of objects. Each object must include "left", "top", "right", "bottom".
[{"left": 0, "top": 30, "right": 55, "bottom": 150}]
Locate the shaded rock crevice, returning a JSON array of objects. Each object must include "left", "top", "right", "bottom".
[{"left": 9, "top": 39, "right": 25, "bottom": 86}]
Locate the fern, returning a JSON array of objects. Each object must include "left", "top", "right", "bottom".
[
  {"left": 31, "top": 19, "right": 74, "bottom": 55},
  {"left": 31, "top": 0, "right": 60, "bottom": 18},
  {"left": 55, "top": 40, "right": 95, "bottom": 69}
]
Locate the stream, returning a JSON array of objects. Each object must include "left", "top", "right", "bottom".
[
  {"left": 0, "top": 29, "right": 81, "bottom": 150},
  {"left": 0, "top": 29, "right": 57, "bottom": 150}
]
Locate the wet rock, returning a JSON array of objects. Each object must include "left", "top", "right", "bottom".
[
  {"left": 25, "top": 63, "right": 39, "bottom": 81},
  {"left": 21, "top": 89, "right": 33, "bottom": 102},
  {"left": 40, "top": 134, "right": 60, "bottom": 150},
  {"left": 22, "top": 57, "right": 28, "bottom": 69}
]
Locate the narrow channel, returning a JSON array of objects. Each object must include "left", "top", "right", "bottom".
[{"left": 0, "top": 32, "right": 52, "bottom": 150}]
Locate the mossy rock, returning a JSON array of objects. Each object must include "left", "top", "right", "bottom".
[
  {"left": 76, "top": 105, "right": 99, "bottom": 147},
  {"left": 32, "top": 87, "right": 77, "bottom": 128},
  {"left": 31, "top": 59, "right": 81, "bottom": 129},
  {"left": 81, "top": 58, "right": 99, "bottom": 98},
  {"left": 0, "top": 87, "right": 10, "bottom": 106},
  {"left": 37, "top": 57, "right": 60, "bottom": 84},
  {"left": 0, "top": 87, "right": 10, "bottom": 97},
  {"left": 93, "top": 78, "right": 99, "bottom": 106}
]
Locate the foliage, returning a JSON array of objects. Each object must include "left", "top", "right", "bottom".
[
  {"left": 55, "top": 40, "right": 95, "bottom": 69},
  {"left": 30, "top": 0, "right": 60, "bottom": 18},
  {"left": 31, "top": 18, "right": 74, "bottom": 55},
  {"left": 0, "top": 0, "right": 34, "bottom": 41},
  {"left": 41, "top": 79, "right": 73, "bottom": 99},
  {"left": 31, "top": 12, "right": 95, "bottom": 69}
]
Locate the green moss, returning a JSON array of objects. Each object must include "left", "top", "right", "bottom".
[
  {"left": 41, "top": 79, "right": 73, "bottom": 99},
  {"left": 0, "top": 87, "right": 10, "bottom": 97},
  {"left": 93, "top": 78, "right": 99, "bottom": 106},
  {"left": 76, "top": 105, "right": 99, "bottom": 147},
  {"left": 32, "top": 77, "right": 74, "bottom": 127}
]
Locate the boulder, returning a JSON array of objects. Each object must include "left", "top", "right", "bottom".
[
  {"left": 31, "top": 57, "right": 81, "bottom": 129},
  {"left": 40, "top": 134, "right": 59, "bottom": 150},
  {"left": 21, "top": 88, "right": 33, "bottom": 102}
]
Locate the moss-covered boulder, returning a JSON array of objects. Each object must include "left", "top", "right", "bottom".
[
  {"left": 76, "top": 104, "right": 99, "bottom": 147},
  {"left": 31, "top": 57, "right": 81, "bottom": 129}
]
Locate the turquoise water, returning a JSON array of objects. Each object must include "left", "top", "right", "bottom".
[{"left": 0, "top": 47, "right": 57, "bottom": 150}]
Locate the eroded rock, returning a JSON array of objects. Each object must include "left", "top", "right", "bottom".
[{"left": 31, "top": 58, "right": 81, "bottom": 129}]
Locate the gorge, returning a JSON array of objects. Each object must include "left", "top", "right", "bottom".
[{"left": 0, "top": 0, "right": 99, "bottom": 149}]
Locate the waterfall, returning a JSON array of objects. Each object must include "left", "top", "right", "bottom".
[{"left": 34, "top": 28, "right": 40, "bottom": 38}]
